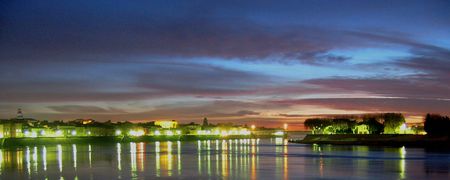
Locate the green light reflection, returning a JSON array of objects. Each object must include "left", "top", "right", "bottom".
[
  {"left": 26, "top": 146, "right": 30, "bottom": 176},
  {"left": 57, "top": 144, "right": 62, "bottom": 172},
  {"left": 32, "top": 146, "right": 37, "bottom": 173},
  {"left": 42, "top": 146, "right": 47, "bottom": 171},
  {"left": 0, "top": 149, "right": 2, "bottom": 174},
  {"left": 88, "top": 145, "right": 92, "bottom": 168}
]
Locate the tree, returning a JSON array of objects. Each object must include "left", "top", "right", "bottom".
[
  {"left": 304, "top": 118, "right": 332, "bottom": 134},
  {"left": 331, "top": 118, "right": 356, "bottom": 134},
  {"left": 383, "top": 113, "right": 405, "bottom": 134},
  {"left": 362, "top": 117, "right": 384, "bottom": 134},
  {"left": 424, "top": 114, "right": 450, "bottom": 136}
]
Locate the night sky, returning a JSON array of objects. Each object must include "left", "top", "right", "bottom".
[{"left": 1, "top": 0, "right": 449, "bottom": 129}]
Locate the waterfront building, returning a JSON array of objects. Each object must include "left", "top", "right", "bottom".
[{"left": 0, "top": 122, "right": 24, "bottom": 138}]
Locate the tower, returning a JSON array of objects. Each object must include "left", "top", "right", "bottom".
[{"left": 17, "top": 108, "right": 24, "bottom": 120}]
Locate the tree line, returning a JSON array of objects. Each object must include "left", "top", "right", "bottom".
[
  {"left": 424, "top": 114, "right": 450, "bottom": 136},
  {"left": 304, "top": 113, "right": 450, "bottom": 135}
]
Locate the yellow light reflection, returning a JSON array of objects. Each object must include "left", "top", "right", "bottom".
[
  {"left": 215, "top": 140, "right": 219, "bottom": 150},
  {"left": 284, "top": 140, "right": 288, "bottom": 180},
  {"left": 222, "top": 140, "right": 228, "bottom": 178},
  {"left": 251, "top": 140, "right": 256, "bottom": 180},
  {"left": 207, "top": 140, "right": 211, "bottom": 176},
  {"left": 137, "top": 142, "right": 145, "bottom": 172},
  {"left": 177, "top": 141, "right": 181, "bottom": 175},
  {"left": 275, "top": 137, "right": 283, "bottom": 145},
  {"left": 197, "top": 140, "right": 202, "bottom": 175},
  {"left": 155, "top": 141, "right": 160, "bottom": 177},
  {"left": 399, "top": 146, "right": 406, "bottom": 179},
  {"left": 167, "top": 141, "right": 173, "bottom": 176},
  {"left": 215, "top": 140, "right": 220, "bottom": 176}
]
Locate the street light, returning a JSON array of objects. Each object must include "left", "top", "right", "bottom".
[{"left": 115, "top": 130, "right": 122, "bottom": 136}]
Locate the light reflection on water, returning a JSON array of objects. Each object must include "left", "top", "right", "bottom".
[{"left": 0, "top": 138, "right": 449, "bottom": 179}]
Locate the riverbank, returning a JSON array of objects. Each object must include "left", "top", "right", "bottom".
[
  {"left": 0, "top": 135, "right": 277, "bottom": 147},
  {"left": 290, "top": 134, "right": 450, "bottom": 147}
]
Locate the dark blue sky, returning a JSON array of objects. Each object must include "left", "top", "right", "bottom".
[{"left": 1, "top": 0, "right": 449, "bottom": 128}]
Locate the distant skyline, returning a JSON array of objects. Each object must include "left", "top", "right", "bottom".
[{"left": 1, "top": 0, "right": 450, "bottom": 129}]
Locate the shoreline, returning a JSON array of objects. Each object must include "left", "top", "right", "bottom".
[
  {"left": 0, "top": 135, "right": 282, "bottom": 147},
  {"left": 289, "top": 134, "right": 450, "bottom": 148}
]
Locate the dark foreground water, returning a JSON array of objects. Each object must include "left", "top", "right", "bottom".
[{"left": 0, "top": 138, "right": 449, "bottom": 179}]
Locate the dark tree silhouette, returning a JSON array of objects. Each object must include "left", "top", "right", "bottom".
[
  {"left": 424, "top": 114, "right": 450, "bottom": 136},
  {"left": 202, "top": 117, "right": 209, "bottom": 127},
  {"left": 332, "top": 118, "right": 356, "bottom": 134},
  {"left": 362, "top": 117, "right": 384, "bottom": 134},
  {"left": 304, "top": 118, "right": 332, "bottom": 133}
]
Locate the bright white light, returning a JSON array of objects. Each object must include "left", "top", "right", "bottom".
[
  {"left": 175, "top": 130, "right": 181, "bottom": 135},
  {"left": 154, "top": 130, "right": 161, "bottom": 136},
  {"left": 274, "top": 131, "right": 284, "bottom": 136},
  {"left": 400, "top": 123, "right": 408, "bottom": 131},
  {"left": 71, "top": 130, "right": 77, "bottom": 136},
  {"left": 55, "top": 130, "right": 63, "bottom": 136},
  {"left": 115, "top": 130, "right": 122, "bottom": 135},
  {"left": 40, "top": 130, "right": 46, "bottom": 136},
  {"left": 129, "top": 130, "right": 144, "bottom": 136}
]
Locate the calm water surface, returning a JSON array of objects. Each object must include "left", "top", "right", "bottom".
[{"left": 0, "top": 138, "right": 449, "bottom": 179}]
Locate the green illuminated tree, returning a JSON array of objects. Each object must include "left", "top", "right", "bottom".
[{"left": 383, "top": 113, "right": 405, "bottom": 134}]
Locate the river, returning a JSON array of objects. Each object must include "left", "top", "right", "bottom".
[{"left": 0, "top": 138, "right": 448, "bottom": 179}]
